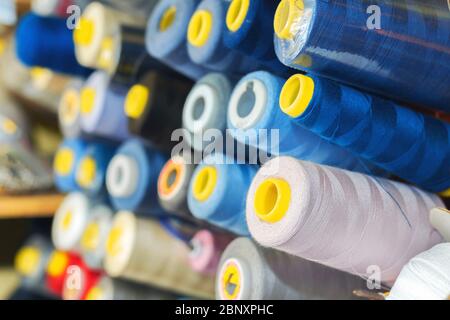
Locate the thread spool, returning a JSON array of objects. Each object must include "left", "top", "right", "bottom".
[
  {"left": 85, "top": 276, "right": 174, "bottom": 300},
  {"left": 146, "top": 0, "right": 209, "bottom": 80},
  {"left": 279, "top": 73, "right": 450, "bottom": 193},
  {"left": 188, "top": 153, "right": 257, "bottom": 235},
  {"left": 15, "top": 235, "right": 53, "bottom": 293},
  {"left": 62, "top": 259, "right": 102, "bottom": 300},
  {"left": 53, "top": 139, "right": 88, "bottom": 192},
  {"left": 430, "top": 208, "right": 450, "bottom": 242},
  {"left": 187, "top": 0, "right": 260, "bottom": 75},
  {"left": 125, "top": 71, "right": 193, "bottom": 152},
  {"left": 79, "top": 71, "right": 130, "bottom": 141},
  {"left": 224, "top": 0, "right": 290, "bottom": 76},
  {"left": 79, "top": 205, "right": 113, "bottom": 270},
  {"left": 15, "top": 13, "right": 92, "bottom": 77},
  {"left": 106, "top": 139, "right": 167, "bottom": 215},
  {"left": 103, "top": 211, "right": 215, "bottom": 298},
  {"left": 246, "top": 157, "right": 444, "bottom": 284},
  {"left": 58, "top": 80, "right": 84, "bottom": 139},
  {"left": 31, "top": 0, "right": 74, "bottom": 17},
  {"left": 273, "top": 0, "right": 450, "bottom": 112},
  {"left": 217, "top": 238, "right": 367, "bottom": 300},
  {"left": 75, "top": 142, "right": 117, "bottom": 197},
  {"left": 188, "top": 230, "right": 233, "bottom": 275},
  {"left": 0, "top": 113, "right": 27, "bottom": 146},
  {"left": 182, "top": 73, "right": 231, "bottom": 152},
  {"left": 228, "top": 71, "right": 376, "bottom": 172},
  {"left": 73, "top": 1, "right": 147, "bottom": 69},
  {"left": 52, "top": 192, "right": 95, "bottom": 252},
  {"left": 46, "top": 251, "right": 82, "bottom": 297},
  {"left": 387, "top": 243, "right": 450, "bottom": 300}
]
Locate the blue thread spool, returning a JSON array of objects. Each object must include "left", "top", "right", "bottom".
[
  {"left": 228, "top": 71, "right": 379, "bottom": 173},
  {"left": 274, "top": 0, "right": 450, "bottom": 112},
  {"left": 106, "top": 139, "right": 168, "bottom": 215},
  {"left": 75, "top": 142, "right": 117, "bottom": 198},
  {"left": 223, "top": 0, "right": 291, "bottom": 77},
  {"left": 280, "top": 73, "right": 450, "bottom": 193},
  {"left": 188, "top": 153, "right": 257, "bottom": 236},
  {"left": 146, "top": 0, "right": 209, "bottom": 80},
  {"left": 186, "top": 0, "right": 261, "bottom": 76},
  {"left": 53, "top": 138, "right": 89, "bottom": 193},
  {"left": 16, "top": 13, "right": 92, "bottom": 77},
  {"left": 79, "top": 71, "right": 130, "bottom": 142}
]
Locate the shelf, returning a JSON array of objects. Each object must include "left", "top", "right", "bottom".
[{"left": 0, "top": 193, "right": 64, "bottom": 219}]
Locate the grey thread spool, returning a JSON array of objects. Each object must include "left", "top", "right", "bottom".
[
  {"left": 79, "top": 204, "right": 113, "bottom": 270},
  {"left": 104, "top": 211, "right": 215, "bottom": 299},
  {"left": 86, "top": 275, "right": 174, "bottom": 300},
  {"left": 216, "top": 238, "right": 367, "bottom": 300}
]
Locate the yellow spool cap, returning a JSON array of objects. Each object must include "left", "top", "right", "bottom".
[
  {"left": 439, "top": 188, "right": 450, "bottom": 198},
  {"left": 124, "top": 84, "right": 150, "bottom": 119},
  {"left": 279, "top": 74, "right": 315, "bottom": 118},
  {"left": 61, "top": 89, "right": 80, "bottom": 124},
  {"left": 81, "top": 222, "right": 100, "bottom": 251},
  {"left": 187, "top": 10, "right": 213, "bottom": 47},
  {"left": 159, "top": 5, "right": 177, "bottom": 31},
  {"left": 106, "top": 227, "right": 123, "bottom": 257},
  {"left": 61, "top": 211, "right": 73, "bottom": 231},
  {"left": 74, "top": 18, "right": 95, "bottom": 46},
  {"left": 15, "top": 246, "right": 41, "bottom": 276},
  {"left": 77, "top": 156, "right": 97, "bottom": 188},
  {"left": 226, "top": 0, "right": 250, "bottom": 32},
  {"left": 274, "top": 0, "right": 304, "bottom": 40},
  {"left": 47, "top": 251, "right": 69, "bottom": 277},
  {"left": 80, "top": 87, "right": 96, "bottom": 115},
  {"left": 0, "top": 38, "right": 5, "bottom": 56},
  {"left": 54, "top": 148, "right": 75, "bottom": 176},
  {"left": 221, "top": 260, "right": 241, "bottom": 300},
  {"left": 254, "top": 178, "right": 291, "bottom": 224},
  {"left": 2, "top": 118, "right": 17, "bottom": 135},
  {"left": 98, "top": 37, "right": 115, "bottom": 70},
  {"left": 85, "top": 286, "right": 103, "bottom": 300},
  {"left": 193, "top": 166, "right": 217, "bottom": 202}
]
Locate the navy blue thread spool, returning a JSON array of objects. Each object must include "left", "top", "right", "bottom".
[
  {"left": 279, "top": 73, "right": 450, "bottom": 193},
  {"left": 187, "top": 153, "right": 258, "bottom": 236},
  {"left": 53, "top": 138, "right": 89, "bottom": 193},
  {"left": 79, "top": 71, "right": 130, "bottom": 142},
  {"left": 124, "top": 71, "right": 193, "bottom": 152},
  {"left": 274, "top": 0, "right": 450, "bottom": 112},
  {"left": 223, "top": 0, "right": 291, "bottom": 77},
  {"left": 228, "top": 71, "right": 376, "bottom": 172},
  {"left": 15, "top": 13, "right": 92, "bottom": 77},
  {"left": 186, "top": 0, "right": 261, "bottom": 76},
  {"left": 106, "top": 139, "right": 168, "bottom": 216},
  {"left": 146, "top": 0, "right": 210, "bottom": 80},
  {"left": 75, "top": 142, "right": 117, "bottom": 198}
]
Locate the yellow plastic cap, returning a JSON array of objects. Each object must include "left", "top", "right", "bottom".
[
  {"left": 159, "top": 5, "right": 177, "bottom": 31},
  {"left": 439, "top": 188, "right": 450, "bottom": 198},
  {"left": 77, "top": 156, "right": 97, "bottom": 188},
  {"left": 193, "top": 166, "right": 217, "bottom": 202},
  {"left": 106, "top": 227, "right": 123, "bottom": 257},
  {"left": 125, "top": 84, "right": 150, "bottom": 119},
  {"left": 187, "top": 10, "right": 213, "bottom": 47},
  {"left": 221, "top": 260, "right": 241, "bottom": 300},
  {"left": 98, "top": 37, "right": 115, "bottom": 70},
  {"left": 81, "top": 222, "right": 100, "bottom": 251},
  {"left": 274, "top": 0, "right": 304, "bottom": 40},
  {"left": 61, "top": 89, "right": 80, "bottom": 124},
  {"left": 2, "top": 118, "right": 17, "bottom": 135},
  {"left": 254, "top": 178, "right": 291, "bottom": 224},
  {"left": 86, "top": 286, "right": 103, "bottom": 300},
  {"left": 47, "top": 251, "right": 69, "bottom": 277},
  {"left": 80, "top": 87, "right": 96, "bottom": 114},
  {"left": 226, "top": 0, "right": 250, "bottom": 32},
  {"left": 74, "top": 18, "right": 95, "bottom": 46},
  {"left": 54, "top": 148, "right": 75, "bottom": 176},
  {"left": 279, "top": 74, "right": 315, "bottom": 118},
  {"left": 15, "top": 246, "right": 41, "bottom": 276},
  {"left": 62, "top": 211, "right": 73, "bottom": 231}
]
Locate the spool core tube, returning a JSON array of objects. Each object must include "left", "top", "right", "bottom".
[
  {"left": 59, "top": 89, "right": 80, "bottom": 126},
  {"left": 158, "top": 158, "right": 184, "bottom": 199},
  {"left": 187, "top": 10, "right": 213, "bottom": 47},
  {"left": 106, "top": 155, "right": 139, "bottom": 198},
  {"left": 274, "top": 0, "right": 304, "bottom": 40},
  {"left": 279, "top": 74, "right": 315, "bottom": 118},
  {"left": 124, "top": 84, "right": 150, "bottom": 119},
  {"left": 193, "top": 166, "right": 218, "bottom": 202},
  {"left": 218, "top": 258, "right": 244, "bottom": 300},
  {"left": 254, "top": 178, "right": 291, "bottom": 224},
  {"left": 159, "top": 6, "right": 177, "bottom": 32},
  {"left": 80, "top": 87, "right": 96, "bottom": 115},
  {"left": 76, "top": 156, "right": 97, "bottom": 188},
  {"left": 226, "top": 0, "right": 250, "bottom": 32},
  {"left": 54, "top": 148, "right": 75, "bottom": 176},
  {"left": 15, "top": 246, "right": 41, "bottom": 276}
]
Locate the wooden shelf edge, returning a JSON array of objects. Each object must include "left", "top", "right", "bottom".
[{"left": 0, "top": 193, "right": 64, "bottom": 219}]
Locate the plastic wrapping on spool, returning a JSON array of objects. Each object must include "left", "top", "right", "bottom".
[
  {"left": 103, "top": 212, "right": 215, "bottom": 299},
  {"left": 216, "top": 238, "right": 367, "bottom": 300},
  {"left": 246, "top": 157, "right": 444, "bottom": 284},
  {"left": 274, "top": 0, "right": 450, "bottom": 112}
]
